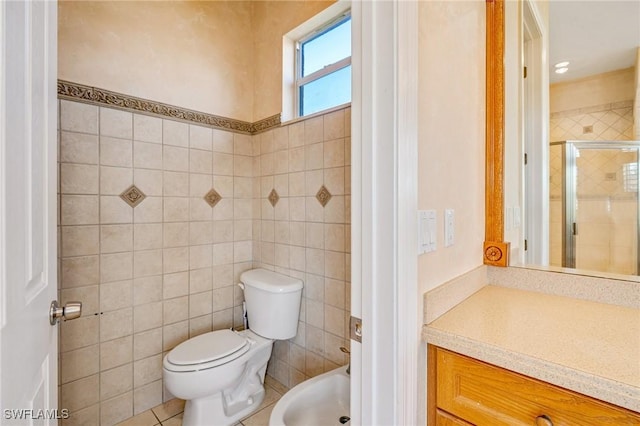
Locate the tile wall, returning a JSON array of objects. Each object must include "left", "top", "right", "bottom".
[
  {"left": 549, "top": 102, "right": 637, "bottom": 274},
  {"left": 57, "top": 100, "right": 352, "bottom": 425},
  {"left": 58, "top": 100, "right": 254, "bottom": 425},
  {"left": 252, "top": 107, "right": 352, "bottom": 388}
]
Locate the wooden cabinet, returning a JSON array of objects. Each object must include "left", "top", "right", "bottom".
[{"left": 428, "top": 345, "right": 640, "bottom": 426}]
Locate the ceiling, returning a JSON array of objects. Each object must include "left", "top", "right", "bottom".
[{"left": 549, "top": 0, "right": 640, "bottom": 83}]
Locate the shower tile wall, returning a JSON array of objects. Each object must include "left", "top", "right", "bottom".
[
  {"left": 549, "top": 101, "right": 637, "bottom": 274},
  {"left": 58, "top": 99, "right": 254, "bottom": 426},
  {"left": 252, "top": 107, "right": 352, "bottom": 389}
]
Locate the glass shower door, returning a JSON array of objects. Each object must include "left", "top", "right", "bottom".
[{"left": 570, "top": 144, "right": 639, "bottom": 275}]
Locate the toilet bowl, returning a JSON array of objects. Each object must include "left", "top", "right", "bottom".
[{"left": 162, "top": 269, "right": 303, "bottom": 426}]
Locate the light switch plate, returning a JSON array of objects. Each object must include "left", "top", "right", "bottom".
[
  {"left": 418, "top": 210, "right": 437, "bottom": 254},
  {"left": 444, "top": 209, "right": 454, "bottom": 247}
]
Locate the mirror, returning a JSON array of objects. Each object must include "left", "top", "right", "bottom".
[{"left": 484, "top": 0, "right": 640, "bottom": 279}]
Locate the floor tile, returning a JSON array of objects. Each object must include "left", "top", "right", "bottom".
[
  {"left": 152, "top": 399, "right": 185, "bottom": 422},
  {"left": 116, "top": 410, "right": 160, "bottom": 426},
  {"left": 161, "top": 413, "right": 182, "bottom": 426},
  {"left": 242, "top": 403, "right": 276, "bottom": 426}
]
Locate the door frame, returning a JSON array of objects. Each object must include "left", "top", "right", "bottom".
[{"left": 351, "top": 1, "right": 419, "bottom": 424}]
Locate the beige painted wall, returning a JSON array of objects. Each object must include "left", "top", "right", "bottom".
[
  {"left": 252, "top": 1, "right": 335, "bottom": 121},
  {"left": 550, "top": 67, "right": 635, "bottom": 114},
  {"left": 417, "top": 0, "right": 486, "bottom": 300},
  {"left": 59, "top": 1, "right": 333, "bottom": 123}
]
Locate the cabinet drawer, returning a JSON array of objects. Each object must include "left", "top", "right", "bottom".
[
  {"left": 436, "top": 409, "right": 473, "bottom": 426},
  {"left": 436, "top": 348, "right": 640, "bottom": 426}
]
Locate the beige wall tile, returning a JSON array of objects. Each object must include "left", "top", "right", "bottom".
[
  {"left": 133, "top": 114, "right": 162, "bottom": 144},
  {"left": 134, "top": 302, "right": 163, "bottom": 333},
  {"left": 234, "top": 177, "right": 253, "bottom": 199},
  {"left": 100, "top": 336, "right": 133, "bottom": 371},
  {"left": 288, "top": 122, "right": 304, "bottom": 148},
  {"left": 163, "top": 172, "right": 189, "bottom": 197},
  {"left": 133, "top": 354, "right": 162, "bottom": 387},
  {"left": 305, "top": 223, "right": 324, "bottom": 249},
  {"left": 234, "top": 133, "right": 253, "bottom": 156},
  {"left": 133, "top": 276, "right": 163, "bottom": 306},
  {"left": 100, "top": 166, "right": 133, "bottom": 195},
  {"left": 189, "top": 291, "right": 213, "bottom": 318},
  {"left": 62, "top": 403, "right": 99, "bottom": 426},
  {"left": 324, "top": 195, "right": 345, "bottom": 223},
  {"left": 61, "top": 256, "right": 99, "bottom": 288},
  {"left": 61, "top": 285, "right": 99, "bottom": 316},
  {"left": 213, "top": 129, "right": 234, "bottom": 153},
  {"left": 100, "top": 137, "right": 133, "bottom": 168},
  {"left": 134, "top": 141, "right": 163, "bottom": 170},
  {"left": 100, "top": 253, "right": 133, "bottom": 282},
  {"left": 163, "top": 197, "right": 189, "bottom": 222},
  {"left": 134, "top": 169, "right": 163, "bottom": 197},
  {"left": 100, "top": 308, "right": 133, "bottom": 342},
  {"left": 62, "top": 226, "right": 99, "bottom": 257},
  {"left": 133, "top": 328, "right": 163, "bottom": 361},
  {"left": 133, "top": 380, "right": 163, "bottom": 415},
  {"left": 163, "top": 296, "right": 188, "bottom": 325},
  {"left": 61, "top": 164, "right": 99, "bottom": 194},
  {"left": 100, "top": 196, "right": 133, "bottom": 224},
  {"left": 190, "top": 173, "right": 213, "bottom": 198},
  {"left": 134, "top": 223, "right": 163, "bottom": 251},
  {"left": 190, "top": 221, "right": 213, "bottom": 245},
  {"left": 190, "top": 149, "right": 212, "bottom": 174},
  {"left": 61, "top": 195, "right": 99, "bottom": 225},
  {"left": 304, "top": 116, "right": 323, "bottom": 145},
  {"left": 163, "top": 247, "right": 189, "bottom": 273},
  {"left": 325, "top": 278, "right": 345, "bottom": 309},
  {"left": 213, "top": 153, "right": 234, "bottom": 176},
  {"left": 101, "top": 224, "right": 133, "bottom": 254},
  {"left": 163, "top": 222, "right": 189, "bottom": 248},
  {"left": 324, "top": 109, "right": 345, "bottom": 140},
  {"left": 212, "top": 286, "right": 234, "bottom": 312},
  {"left": 305, "top": 143, "right": 323, "bottom": 171},
  {"left": 190, "top": 197, "right": 213, "bottom": 221},
  {"left": 324, "top": 224, "right": 345, "bottom": 252},
  {"left": 190, "top": 125, "right": 212, "bottom": 151},
  {"left": 190, "top": 268, "right": 213, "bottom": 293},
  {"left": 101, "top": 279, "right": 133, "bottom": 312},
  {"left": 162, "top": 320, "right": 189, "bottom": 351},
  {"left": 60, "top": 344, "right": 100, "bottom": 384},
  {"left": 133, "top": 197, "right": 163, "bottom": 223},
  {"left": 163, "top": 272, "right": 189, "bottom": 299},
  {"left": 60, "top": 131, "right": 98, "bottom": 164},
  {"left": 163, "top": 146, "right": 189, "bottom": 172},
  {"left": 274, "top": 174, "right": 288, "bottom": 197},
  {"left": 189, "top": 314, "right": 212, "bottom": 337},
  {"left": 324, "top": 167, "right": 344, "bottom": 195},
  {"left": 100, "top": 391, "right": 133, "bottom": 426},
  {"left": 133, "top": 249, "right": 163, "bottom": 278},
  {"left": 100, "top": 108, "right": 133, "bottom": 139},
  {"left": 61, "top": 100, "right": 98, "bottom": 134},
  {"left": 61, "top": 374, "right": 99, "bottom": 412},
  {"left": 213, "top": 308, "right": 233, "bottom": 330},
  {"left": 162, "top": 120, "right": 188, "bottom": 147},
  {"left": 212, "top": 243, "right": 234, "bottom": 266},
  {"left": 190, "top": 244, "right": 212, "bottom": 269}
]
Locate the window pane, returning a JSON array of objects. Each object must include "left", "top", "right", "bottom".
[
  {"left": 301, "top": 17, "right": 351, "bottom": 77},
  {"left": 300, "top": 65, "right": 351, "bottom": 116}
]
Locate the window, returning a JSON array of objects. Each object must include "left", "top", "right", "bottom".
[{"left": 296, "top": 13, "right": 351, "bottom": 117}]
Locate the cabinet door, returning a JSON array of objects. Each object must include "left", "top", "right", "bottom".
[
  {"left": 436, "top": 348, "right": 640, "bottom": 426},
  {"left": 436, "top": 409, "right": 473, "bottom": 426}
]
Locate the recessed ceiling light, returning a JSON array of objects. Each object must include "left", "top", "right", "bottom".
[
  {"left": 555, "top": 61, "right": 570, "bottom": 68},
  {"left": 555, "top": 67, "right": 569, "bottom": 74}
]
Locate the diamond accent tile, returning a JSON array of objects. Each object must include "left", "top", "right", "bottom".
[
  {"left": 204, "top": 188, "right": 222, "bottom": 208},
  {"left": 120, "top": 185, "right": 146, "bottom": 207},
  {"left": 316, "top": 185, "right": 332, "bottom": 207},
  {"left": 268, "top": 189, "right": 280, "bottom": 207}
]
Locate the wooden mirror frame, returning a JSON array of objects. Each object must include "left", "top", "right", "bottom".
[{"left": 484, "top": 0, "right": 510, "bottom": 267}]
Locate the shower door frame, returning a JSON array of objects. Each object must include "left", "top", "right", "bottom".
[{"left": 558, "top": 140, "right": 640, "bottom": 274}]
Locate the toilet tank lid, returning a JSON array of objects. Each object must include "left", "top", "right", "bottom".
[{"left": 240, "top": 269, "right": 303, "bottom": 293}]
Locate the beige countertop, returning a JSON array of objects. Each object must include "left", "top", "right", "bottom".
[{"left": 422, "top": 285, "right": 640, "bottom": 412}]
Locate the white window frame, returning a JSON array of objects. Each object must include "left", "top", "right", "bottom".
[{"left": 295, "top": 11, "right": 352, "bottom": 118}]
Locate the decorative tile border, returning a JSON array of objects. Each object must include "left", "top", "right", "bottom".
[{"left": 57, "top": 80, "right": 281, "bottom": 135}]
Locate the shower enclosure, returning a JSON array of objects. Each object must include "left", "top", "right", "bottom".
[{"left": 549, "top": 140, "right": 640, "bottom": 275}]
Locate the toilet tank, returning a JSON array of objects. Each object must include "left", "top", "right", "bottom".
[{"left": 240, "top": 269, "right": 303, "bottom": 340}]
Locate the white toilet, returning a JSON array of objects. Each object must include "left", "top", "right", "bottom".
[{"left": 163, "top": 268, "right": 303, "bottom": 426}]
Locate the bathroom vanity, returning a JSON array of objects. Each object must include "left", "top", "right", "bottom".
[{"left": 423, "top": 278, "right": 640, "bottom": 425}]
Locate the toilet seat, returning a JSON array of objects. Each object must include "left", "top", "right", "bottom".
[{"left": 164, "top": 329, "right": 251, "bottom": 372}]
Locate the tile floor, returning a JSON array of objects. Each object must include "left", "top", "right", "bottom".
[{"left": 116, "top": 377, "right": 287, "bottom": 426}]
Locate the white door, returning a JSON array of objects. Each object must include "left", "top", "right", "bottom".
[{"left": 1, "top": 1, "right": 59, "bottom": 424}]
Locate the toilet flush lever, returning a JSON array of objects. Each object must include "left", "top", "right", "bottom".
[
  {"left": 49, "top": 300, "right": 82, "bottom": 325},
  {"left": 237, "top": 283, "right": 245, "bottom": 290}
]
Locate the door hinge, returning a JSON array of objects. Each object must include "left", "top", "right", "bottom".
[
  {"left": 524, "top": 239, "right": 528, "bottom": 251},
  {"left": 524, "top": 153, "right": 528, "bottom": 165},
  {"left": 350, "top": 316, "right": 362, "bottom": 343},
  {"left": 523, "top": 66, "right": 528, "bottom": 78}
]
